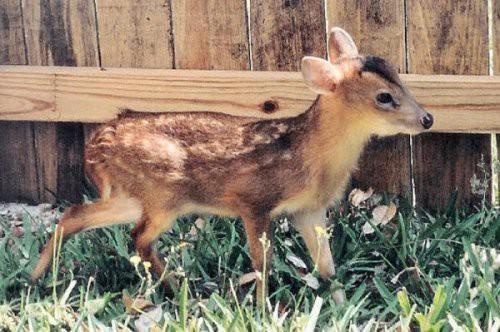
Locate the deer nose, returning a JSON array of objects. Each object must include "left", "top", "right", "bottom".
[{"left": 420, "top": 113, "right": 433, "bottom": 130}]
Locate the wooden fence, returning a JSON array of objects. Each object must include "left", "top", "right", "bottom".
[{"left": 0, "top": 0, "right": 499, "bottom": 210}]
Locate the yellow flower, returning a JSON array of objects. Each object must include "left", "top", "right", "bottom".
[
  {"left": 314, "top": 226, "right": 326, "bottom": 237},
  {"left": 143, "top": 261, "right": 152, "bottom": 270},
  {"left": 130, "top": 255, "right": 141, "bottom": 266}
]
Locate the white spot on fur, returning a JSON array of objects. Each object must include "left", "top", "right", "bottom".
[
  {"left": 99, "top": 127, "right": 116, "bottom": 135},
  {"left": 94, "top": 142, "right": 113, "bottom": 147},
  {"left": 141, "top": 135, "right": 187, "bottom": 168},
  {"left": 121, "top": 132, "right": 135, "bottom": 147},
  {"left": 164, "top": 171, "right": 185, "bottom": 180},
  {"left": 275, "top": 123, "right": 288, "bottom": 133},
  {"left": 251, "top": 134, "right": 271, "bottom": 144}
]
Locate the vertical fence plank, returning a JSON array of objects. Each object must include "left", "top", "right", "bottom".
[
  {"left": 23, "top": 0, "right": 99, "bottom": 66},
  {"left": 21, "top": 0, "right": 99, "bottom": 203},
  {"left": 408, "top": 0, "right": 491, "bottom": 210},
  {"left": 171, "top": 0, "right": 249, "bottom": 70},
  {"left": 0, "top": 0, "right": 39, "bottom": 203},
  {"left": 327, "top": 0, "right": 411, "bottom": 196},
  {"left": 250, "top": 0, "right": 326, "bottom": 71},
  {"left": 495, "top": 0, "right": 500, "bottom": 73},
  {"left": 96, "top": 0, "right": 173, "bottom": 69},
  {"left": 494, "top": 0, "right": 499, "bottom": 203},
  {"left": 0, "top": 0, "right": 26, "bottom": 64},
  {"left": 0, "top": 122, "right": 39, "bottom": 203}
]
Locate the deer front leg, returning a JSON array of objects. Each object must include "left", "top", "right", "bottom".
[
  {"left": 293, "top": 209, "right": 345, "bottom": 304},
  {"left": 241, "top": 212, "right": 273, "bottom": 306}
]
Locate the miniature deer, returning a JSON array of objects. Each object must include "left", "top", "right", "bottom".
[{"left": 31, "top": 28, "right": 433, "bottom": 302}]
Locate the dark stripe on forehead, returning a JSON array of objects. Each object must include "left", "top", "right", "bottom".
[{"left": 361, "top": 56, "right": 401, "bottom": 86}]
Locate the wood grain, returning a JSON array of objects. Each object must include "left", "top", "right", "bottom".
[
  {"left": 327, "top": 0, "right": 411, "bottom": 195},
  {"left": 0, "top": 122, "right": 40, "bottom": 203},
  {"left": 22, "top": 0, "right": 99, "bottom": 66},
  {"left": 250, "top": 0, "right": 326, "bottom": 71},
  {"left": 408, "top": 0, "right": 491, "bottom": 209},
  {"left": 0, "top": 0, "right": 27, "bottom": 64},
  {"left": 1, "top": 66, "right": 499, "bottom": 133},
  {"left": 22, "top": 0, "right": 99, "bottom": 202},
  {"left": 171, "top": 0, "right": 249, "bottom": 70},
  {"left": 494, "top": 0, "right": 500, "bottom": 203},
  {"left": 496, "top": 0, "right": 500, "bottom": 74},
  {"left": 0, "top": 0, "right": 39, "bottom": 203},
  {"left": 326, "top": 0, "right": 405, "bottom": 68},
  {"left": 95, "top": 0, "right": 173, "bottom": 69}
]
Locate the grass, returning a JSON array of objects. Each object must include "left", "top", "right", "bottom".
[{"left": 0, "top": 193, "right": 498, "bottom": 331}]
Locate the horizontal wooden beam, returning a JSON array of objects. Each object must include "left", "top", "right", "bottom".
[{"left": 0, "top": 66, "right": 499, "bottom": 133}]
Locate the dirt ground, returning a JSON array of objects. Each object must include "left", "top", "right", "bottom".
[{"left": 0, "top": 202, "right": 62, "bottom": 237}]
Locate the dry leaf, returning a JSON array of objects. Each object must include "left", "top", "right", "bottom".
[
  {"left": 122, "top": 292, "right": 133, "bottom": 311},
  {"left": 122, "top": 291, "right": 154, "bottom": 314},
  {"left": 363, "top": 203, "right": 397, "bottom": 235},
  {"left": 188, "top": 218, "right": 206, "bottom": 239},
  {"left": 302, "top": 273, "right": 319, "bottom": 290},
  {"left": 362, "top": 222, "right": 375, "bottom": 235},
  {"left": 238, "top": 272, "right": 257, "bottom": 286},
  {"left": 188, "top": 226, "right": 197, "bottom": 238},
  {"left": 372, "top": 202, "right": 397, "bottom": 225},
  {"left": 286, "top": 253, "right": 307, "bottom": 270},
  {"left": 348, "top": 188, "right": 374, "bottom": 207},
  {"left": 134, "top": 305, "right": 163, "bottom": 332},
  {"left": 194, "top": 217, "right": 205, "bottom": 229}
]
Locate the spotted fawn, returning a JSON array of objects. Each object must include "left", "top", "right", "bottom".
[{"left": 31, "top": 28, "right": 433, "bottom": 303}]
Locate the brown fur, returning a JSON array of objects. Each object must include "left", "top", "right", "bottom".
[{"left": 31, "top": 28, "right": 431, "bottom": 303}]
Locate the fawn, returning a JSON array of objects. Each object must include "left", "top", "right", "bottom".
[{"left": 30, "top": 28, "right": 433, "bottom": 302}]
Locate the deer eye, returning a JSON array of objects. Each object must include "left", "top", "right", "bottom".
[{"left": 376, "top": 92, "right": 394, "bottom": 104}]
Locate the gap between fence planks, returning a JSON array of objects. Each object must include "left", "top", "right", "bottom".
[{"left": 0, "top": 65, "right": 499, "bottom": 133}]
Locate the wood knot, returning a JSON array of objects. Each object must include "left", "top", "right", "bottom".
[{"left": 261, "top": 100, "right": 279, "bottom": 114}]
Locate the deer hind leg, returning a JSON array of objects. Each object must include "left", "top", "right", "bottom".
[
  {"left": 131, "top": 210, "right": 178, "bottom": 294},
  {"left": 30, "top": 196, "right": 143, "bottom": 281},
  {"left": 293, "top": 209, "right": 345, "bottom": 304},
  {"left": 241, "top": 211, "right": 273, "bottom": 305}
]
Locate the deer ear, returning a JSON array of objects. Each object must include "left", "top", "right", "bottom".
[
  {"left": 328, "top": 27, "right": 358, "bottom": 63},
  {"left": 301, "top": 56, "right": 343, "bottom": 95}
]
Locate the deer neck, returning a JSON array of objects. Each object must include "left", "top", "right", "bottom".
[{"left": 302, "top": 96, "right": 373, "bottom": 186}]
